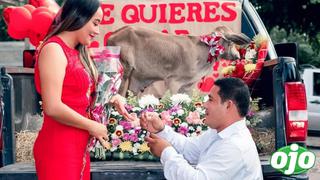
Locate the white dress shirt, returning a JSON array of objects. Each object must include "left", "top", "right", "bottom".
[{"left": 157, "top": 119, "right": 263, "bottom": 180}]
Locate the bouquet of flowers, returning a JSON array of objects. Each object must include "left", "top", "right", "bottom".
[
  {"left": 221, "top": 34, "right": 268, "bottom": 86},
  {"left": 90, "top": 46, "right": 123, "bottom": 125},
  {"left": 197, "top": 34, "right": 268, "bottom": 92},
  {"left": 90, "top": 91, "right": 208, "bottom": 161},
  {"left": 89, "top": 46, "right": 123, "bottom": 150}
]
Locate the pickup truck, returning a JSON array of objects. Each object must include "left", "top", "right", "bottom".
[
  {"left": 0, "top": 0, "right": 309, "bottom": 179},
  {"left": 301, "top": 68, "right": 320, "bottom": 132}
]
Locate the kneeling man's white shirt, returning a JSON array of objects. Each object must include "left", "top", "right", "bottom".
[{"left": 157, "top": 119, "right": 263, "bottom": 180}]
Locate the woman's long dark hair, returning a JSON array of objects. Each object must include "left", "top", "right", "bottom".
[{"left": 43, "top": 0, "right": 100, "bottom": 84}]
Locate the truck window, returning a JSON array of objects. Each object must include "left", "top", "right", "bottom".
[
  {"left": 313, "top": 72, "right": 320, "bottom": 96},
  {"left": 241, "top": 11, "right": 256, "bottom": 38}
]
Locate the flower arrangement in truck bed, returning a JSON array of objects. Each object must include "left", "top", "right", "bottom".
[
  {"left": 198, "top": 34, "right": 268, "bottom": 92},
  {"left": 90, "top": 91, "right": 208, "bottom": 161},
  {"left": 89, "top": 91, "right": 271, "bottom": 161},
  {"left": 13, "top": 94, "right": 271, "bottom": 162}
]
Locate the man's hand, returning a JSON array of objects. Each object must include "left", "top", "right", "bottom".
[
  {"left": 145, "top": 133, "right": 171, "bottom": 157},
  {"left": 140, "top": 112, "right": 165, "bottom": 133},
  {"left": 110, "top": 94, "right": 135, "bottom": 121}
]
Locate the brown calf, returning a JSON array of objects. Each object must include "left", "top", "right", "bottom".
[{"left": 107, "top": 26, "right": 251, "bottom": 97}]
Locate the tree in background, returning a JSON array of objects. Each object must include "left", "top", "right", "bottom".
[
  {"left": 270, "top": 26, "right": 320, "bottom": 67},
  {"left": 251, "top": 0, "right": 320, "bottom": 67}
]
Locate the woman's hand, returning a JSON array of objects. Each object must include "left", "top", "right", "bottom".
[
  {"left": 88, "top": 121, "right": 109, "bottom": 148},
  {"left": 110, "top": 94, "right": 135, "bottom": 121}
]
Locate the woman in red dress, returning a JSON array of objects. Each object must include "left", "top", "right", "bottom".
[{"left": 33, "top": 0, "right": 133, "bottom": 179}]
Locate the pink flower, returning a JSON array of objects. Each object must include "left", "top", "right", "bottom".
[
  {"left": 186, "top": 111, "right": 202, "bottom": 124},
  {"left": 129, "top": 134, "right": 139, "bottom": 142},
  {"left": 97, "top": 74, "right": 105, "bottom": 83},
  {"left": 112, "top": 138, "right": 121, "bottom": 147},
  {"left": 178, "top": 126, "right": 188, "bottom": 135},
  {"left": 247, "top": 110, "right": 255, "bottom": 117},
  {"left": 119, "top": 121, "right": 132, "bottom": 130},
  {"left": 161, "top": 111, "right": 172, "bottom": 126},
  {"left": 91, "top": 104, "right": 104, "bottom": 122},
  {"left": 123, "top": 133, "right": 131, "bottom": 141},
  {"left": 125, "top": 104, "right": 133, "bottom": 111},
  {"left": 134, "top": 127, "right": 141, "bottom": 134}
]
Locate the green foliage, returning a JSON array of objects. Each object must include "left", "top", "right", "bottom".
[
  {"left": 0, "top": 4, "right": 16, "bottom": 41},
  {"left": 311, "top": 0, "right": 320, "bottom": 4},
  {"left": 269, "top": 26, "right": 320, "bottom": 67},
  {"left": 252, "top": 0, "right": 320, "bottom": 67}
]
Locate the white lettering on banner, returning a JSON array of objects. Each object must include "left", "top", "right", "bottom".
[{"left": 95, "top": 0, "right": 242, "bottom": 46}]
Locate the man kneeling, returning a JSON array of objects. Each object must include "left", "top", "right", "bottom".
[{"left": 140, "top": 77, "right": 263, "bottom": 180}]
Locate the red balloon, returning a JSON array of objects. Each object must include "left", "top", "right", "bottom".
[
  {"left": 32, "top": 6, "right": 52, "bottom": 16},
  {"left": 28, "top": 31, "right": 44, "bottom": 47},
  {"left": 31, "top": 11, "right": 54, "bottom": 35},
  {"left": 197, "top": 77, "right": 214, "bottom": 93},
  {"left": 29, "top": 0, "right": 60, "bottom": 13},
  {"left": 9, "top": 7, "right": 32, "bottom": 31},
  {"left": 29, "top": 0, "right": 41, "bottom": 8},
  {"left": 7, "top": 25, "right": 28, "bottom": 39},
  {"left": 2, "top": 6, "right": 15, "bottom": 24},
  {"left": 23, "top": 4, "right": 36, "bottom": 13}
]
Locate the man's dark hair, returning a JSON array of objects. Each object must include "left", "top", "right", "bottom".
[{"left": 214, "top": 77, "right": 250, "bottom": 117}]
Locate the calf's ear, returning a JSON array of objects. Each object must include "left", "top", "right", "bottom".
[{"left": 225, "top": 33, "right": 251, "bottom": 46}]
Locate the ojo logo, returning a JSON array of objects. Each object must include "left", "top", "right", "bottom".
[{"left": 270, "top": 144, "right": 316, "bottom": 175}]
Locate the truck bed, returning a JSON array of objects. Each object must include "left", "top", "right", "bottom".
[
  {"left": 0, "top": 156, "right": 282, "bottom": 180},
  {"left": 0, "top": 161, "right": 165, "bottom": 180}
]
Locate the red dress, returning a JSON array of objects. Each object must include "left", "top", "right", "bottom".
[{"left": 34, "top": 36, "right": 94, "bottom": 180}]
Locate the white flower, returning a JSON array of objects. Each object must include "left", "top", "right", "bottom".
[
  {"left": 128, "top": 129, "right": 135, "bottom": 134},
  {"left": 177, "top": 109, "right": 185, "bottom": 116},
  {"left": 170, "top": 93, "right": 192, "bottom": 105},
  {"left": 191, "top": 132, "right": 198, "bottom": 137},
  {"left": 245, "top": 49, "right": 257, "bottom": 60},
  {"left": 134, "top": 143, "right": 141, "bottom": 148},
  {"left": 196, "top": 107, "right": 206, "bottom": 115},
  {"left": 189, "top": 126, "right": 195, "bottom": 131},
  {"left": 111, "top": 134, "right": 118, "bottom": 139},
  {"left": 196, "top": 126, "right": 202, "bottom": 131},
  {"left": 138, "top": 94, "right": 160, "bottom": 108},
  {"left": 246, "top": 120, "right": 251, "bottom": 126},
  {"left": 116, "top": 125, "right": 124, "bottom": 131},
  {"left": 132, "top": 143, "right": 140, "bottom": 155},
  {"left": 111, "top": 111, "right": 120, "bottom": 116},
  {"left": 110, "top": 147, "right": 117, "bottom": 152},
  {"left": 181, "top": 122, "right": 188, "bottom": 127},
  {"left": 132, "top": 107, "right": 142, "bottom": 112},
  {"left": 203, "top": 95, "right": 209, "bottom": 102}
]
